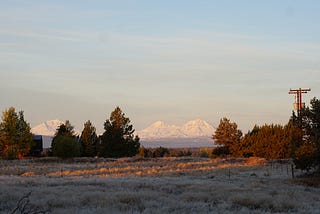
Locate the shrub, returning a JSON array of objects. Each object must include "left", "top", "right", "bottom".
[
  {"left": 152, "top": 147, "right": 170, "bottom": 158},
  {"left": 137, "top": 146, "right": 152, "bottom": 158},
  {"left": 169, "top": 149, "right": 192, "bottom": 157},
  {"left": 212, "top": 146, "right": 230, "bottom": 157},
  {"left": 294, "top": 143, "right": 317, "bottom": 171}
]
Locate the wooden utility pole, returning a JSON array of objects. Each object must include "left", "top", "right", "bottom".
[
  {"left": 288, "top": 88, "right": 311, "bottom": 179},
  {"left": 288, "top": 88, "right": 311, "bottom": 126}
]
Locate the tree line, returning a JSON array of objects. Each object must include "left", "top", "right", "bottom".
[
  {"left": 212, "top": 97, "right": 320, "bottom": 173},
  {"left": 0, "top": 106, "right": 140, "bottom": 159},
  {"left": 52, "top": 106, "right": 140, "bottom": 158}
]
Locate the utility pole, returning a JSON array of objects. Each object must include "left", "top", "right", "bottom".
[
  {"left": 288, "top": 88, "right": 311, "bottom": 126},
  {"left": 288, "top": 88, "right": 311, "bottom": 179}
]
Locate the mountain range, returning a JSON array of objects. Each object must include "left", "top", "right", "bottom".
[
  {"left": 32, "top": 119, "right": 214, "bottom": 138},
  {"left": 136, "top": 119, "right": 215, "bottom": 140},
  {"left": 31, "top": 119, "right": 215, "bottom": 148}
]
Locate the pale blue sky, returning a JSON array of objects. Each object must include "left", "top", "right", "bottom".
[{"left": 0, "top": 1, "right": 319, "bottom": 133}]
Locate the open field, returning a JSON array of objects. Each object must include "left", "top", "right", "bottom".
[{"left": 0, "top": 157, "right": 319, "bottom": 213}]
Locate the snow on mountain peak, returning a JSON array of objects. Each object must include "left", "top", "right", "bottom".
[
  {"left": 32, "top": 119, "right": 81, "bottom": 136},
  {"left": 31, "top": 119, "right": 64, "bottom": 136},
  {"left": 150, "top": 121, "right": 168, "bottom": 128},
  {"left": 137, "top": 119, "right": 215, "bottom": 140},
  {"left": 181, "top": 119, "right": 214, "bottom": 137}
]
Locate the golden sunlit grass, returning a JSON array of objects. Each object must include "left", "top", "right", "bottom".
[{"left": 0, "top": 157, "right": 267, "bottom": 178}]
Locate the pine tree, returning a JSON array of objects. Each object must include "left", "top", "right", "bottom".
[
  {"left": 54, "top": 120, "right": 75, "bottom": 137},
  {"left": 51, "top": 120, "right": 81, "bottom": 158},
  {"left": 99, "top": 107, "right": 140, "bottom": 158},
  {"left": 212, "top": 117, "right": 242, "bottom": 155},
  {"left": 293, "top": 97, "right": 320, "bottom": 171},
  {"left": 80, "top": 120, "right": 98, "bottom": 157},
  {"left": 0, "top": 107, "right": 33, "bottom": 159}
]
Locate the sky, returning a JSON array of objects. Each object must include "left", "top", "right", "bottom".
[{"left": 0, "top": 0, "right": 319, "bottom": 134}]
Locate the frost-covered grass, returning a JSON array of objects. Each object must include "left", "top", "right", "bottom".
[{"left": 0, "top": 157, "right": 319, "bottom": 213}]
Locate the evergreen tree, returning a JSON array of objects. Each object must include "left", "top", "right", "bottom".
[
  {"left": 293, "top": 97, "right": 320, "bottom": 171},
  {"left": 0, "top": 107, "right": 33, "bottom": 159},
  {"left": 51, "top": 120, "right": 81, "bottom": 158},
  {"left": 99, "top": 107, "right": 140, "bottom": 158},
  {"left": 80, "top": 120, "right": 98, "bottom": 157},
  {"left": 212, "top": 117, "right": 242, "bottom": 155},
  {"left": 54, "top": 120, "right": 75, "bottom": 137},
  {"left": 52, "top": 135, "right": 81, "bottom": 158},
  {"left": 239, "top": 124, "right": 299, "bottom": 159}
]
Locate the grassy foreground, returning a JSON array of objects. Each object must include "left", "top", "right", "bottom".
[{"left": 0, "top": 157, "right": 319, "bottom": 213}]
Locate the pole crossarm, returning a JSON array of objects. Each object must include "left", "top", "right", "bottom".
[{"left": 289, "top": 88, "right": 311, "bottom": 94}]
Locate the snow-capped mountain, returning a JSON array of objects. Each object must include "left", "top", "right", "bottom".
[
  {"left": 137, "top": 121, "right": 185, "bottom": 139},
  {"left": 32, "top": 119, "right": 81, "bottom": 136},
  {"left": 180, "top": 119, "right": 215, "bottom": 138},
  {"left": 31, "top": 119, "right": 64, "bottom": 136},
  {"left": 137, "top": 119, "right": 214, "bottom": 140}
]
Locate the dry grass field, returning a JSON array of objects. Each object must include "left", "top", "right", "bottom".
[{"left": 0, "top": 157, "right": 319, "bottom": 213}]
